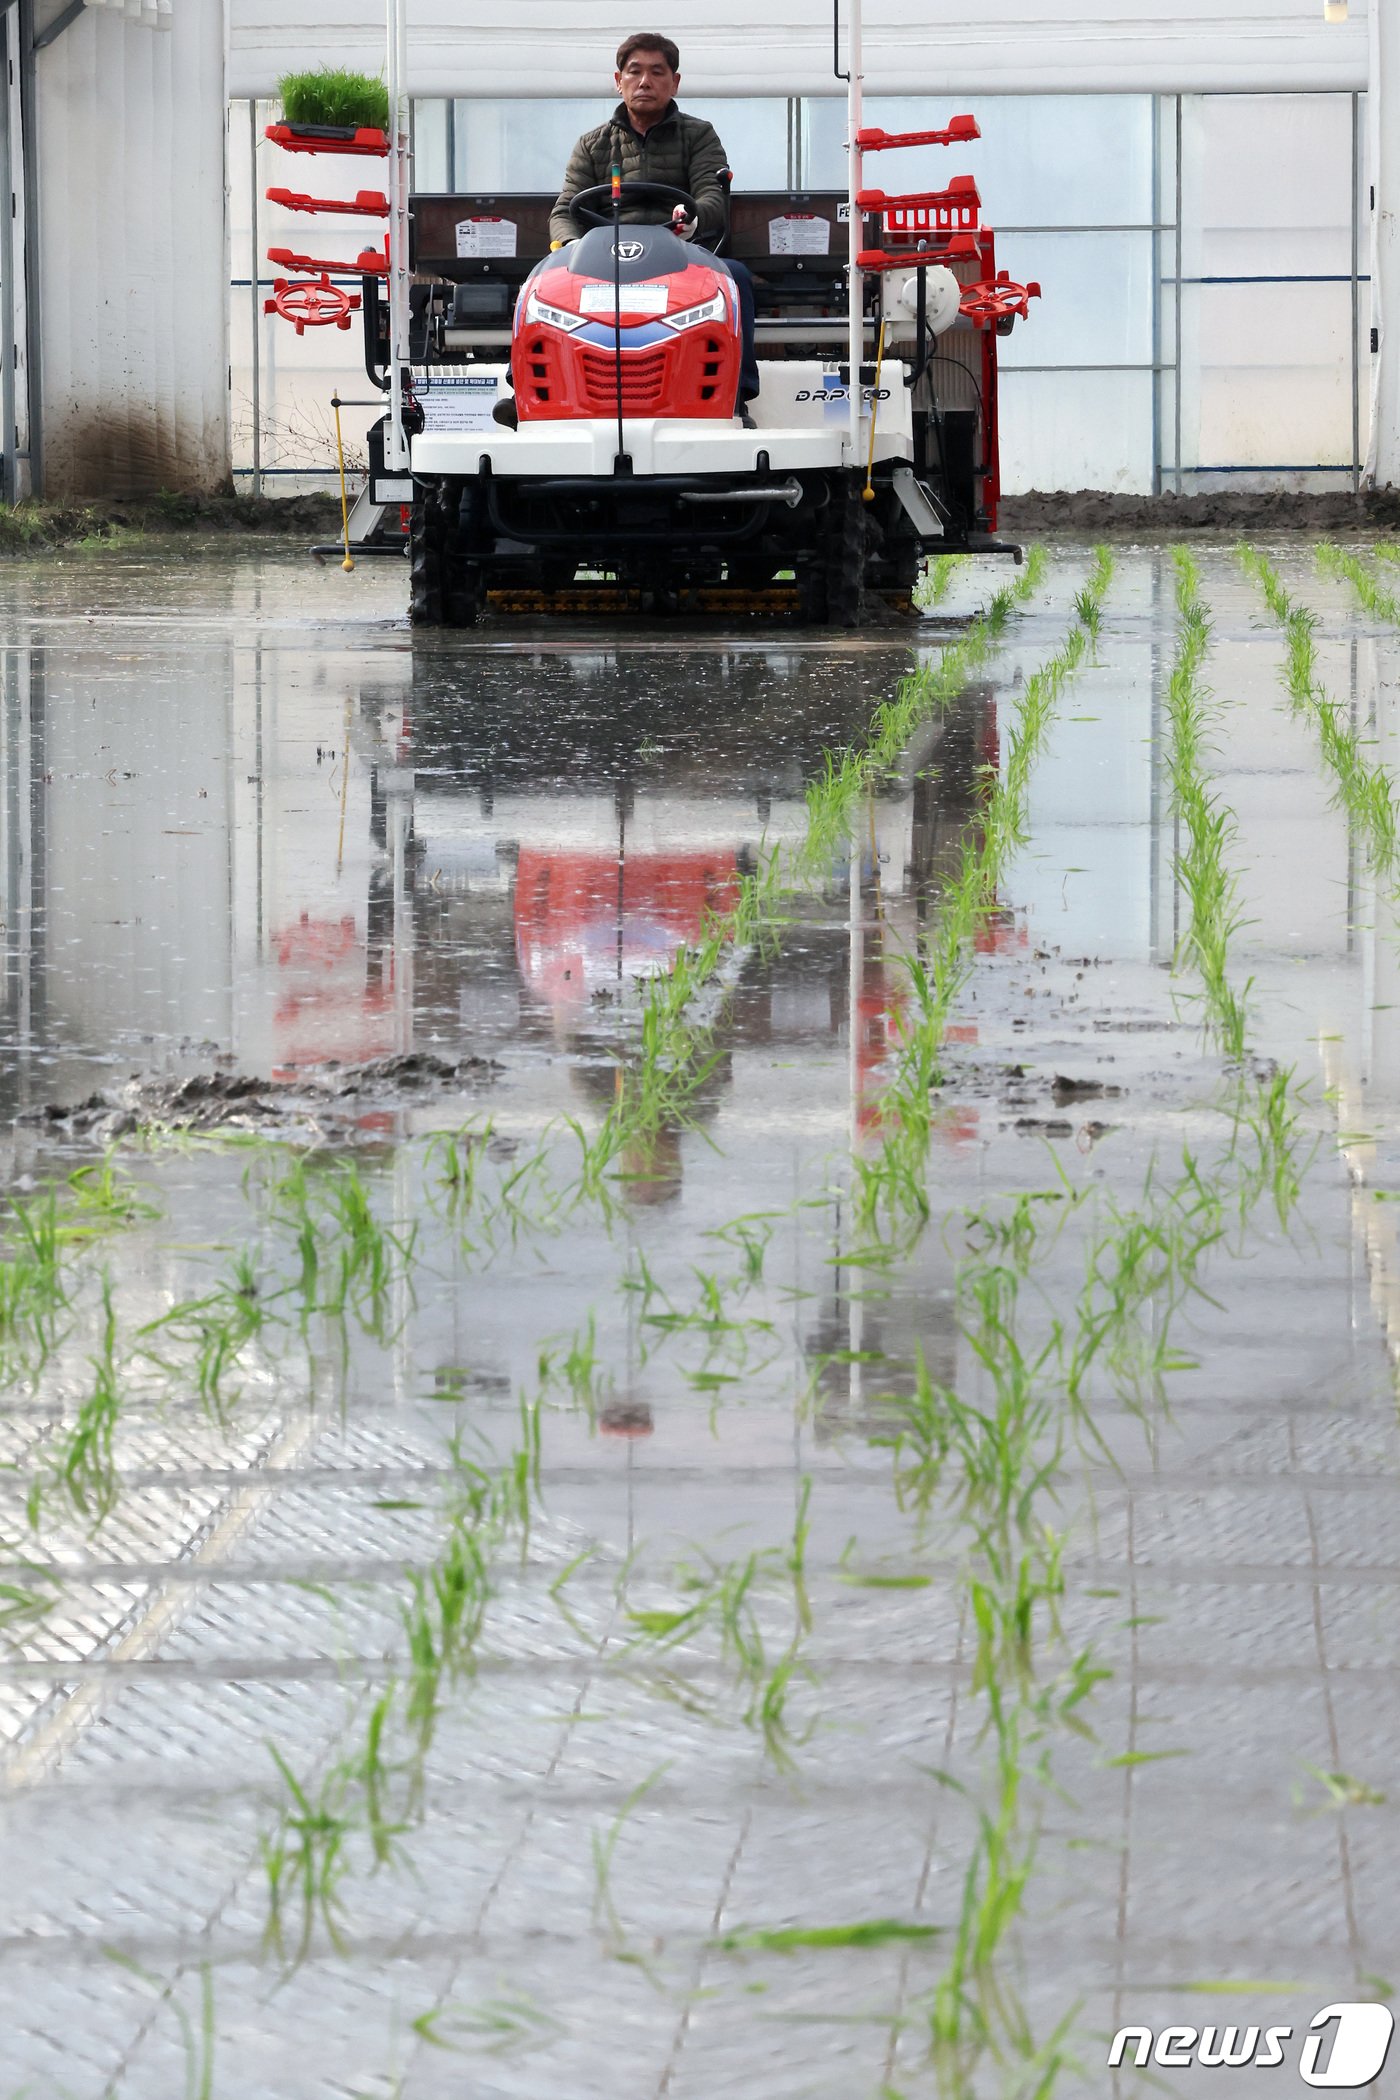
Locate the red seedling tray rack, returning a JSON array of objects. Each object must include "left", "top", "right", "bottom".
[
  {"left": 267, "top": 242, "right": 388, "bottom": 277},
  {"left": 856, "top": 115, "right": 980, "bottom": 152},
  {"left": 266, "top": 186, "right": 389, "bottom": 218},
  {"left": 265, "top": 123, "right": 389, "bottom": 157},
  {"left": 856, "top": 229, "right": 984, "bottom": 271},
  {"left": 857, "top": 175, "right": 981, "bottom": 239}
]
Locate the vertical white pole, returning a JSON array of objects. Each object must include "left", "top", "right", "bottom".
[
  {"left": 846, "top": 0, "right": 863, "bottom": 468},
  {"left": 386, "top": 0, "right": 411, "bottom": 471},
  {"left": 1367, "top": 0, "right": 1400, "bottom": 486}
]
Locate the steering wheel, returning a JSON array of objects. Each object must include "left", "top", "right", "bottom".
[{"left": 568, "top": 179, "right": 700, "bottom": 229}]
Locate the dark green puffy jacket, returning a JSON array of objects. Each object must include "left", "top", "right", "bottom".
[{"left": 549, "top": 103, "right": 729, "bottom": 246}]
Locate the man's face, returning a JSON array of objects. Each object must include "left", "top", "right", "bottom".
[{"left": 615, "top": 47, "right": 680, "bottom": 126}]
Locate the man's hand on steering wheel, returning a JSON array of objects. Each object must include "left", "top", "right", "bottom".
[{"left": 567, "top": 178, "right": 702, "bottom": 232}]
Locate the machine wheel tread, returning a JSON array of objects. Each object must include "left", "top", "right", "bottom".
[
  {"left": 409, "top": 484, "right": 443, "bottom": 627},
  {"left": 824, "top": 479, "right": 868, "bottom": 631}
]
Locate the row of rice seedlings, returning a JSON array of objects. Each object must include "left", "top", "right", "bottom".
[
  {"left": 405, "top": 562, "right": 1050, "bottom": 1200},
  {"left": 259, "top": 1395, "right": 544, "bottom": 1962},
  {"left": 259, "top": 1151, "right": 416, "bottom": 1337},
  {"left": 916, "top": 551, "right": 968, "bottom": 610},
  {"left": 1240, "top": 545, "right": 1400, "bottom": 872},
  {"left": 1163, "top": 548, "right": 1251, "bottom": 1061},
  {"left": 851, "top": 547, "right": 1115, "bottom": 1244},
  {"left": 802, "top": 549, "right": 1049, "bottom": 875},
  {"left": 618, "top": 1477, "right": 815, "bottom": 1772},
  {"left": 1317, "top": 538, "right": 1400, "bottom": 625},
  {"left": 867, "top": 1036, "right": 1313, "bottom": 2091},
  {"left": 876, "top": 1239, "right": 1093, "bottom": 2086},
  {"left": 25, "top": 1275, "right": 123, "bottom": 1528},
  {"left": 556, "top": 556, "right": 1049, "bottom": 1170},
  {"left": 0, "top": 1152, "right": 158, "bottom": 1377}
]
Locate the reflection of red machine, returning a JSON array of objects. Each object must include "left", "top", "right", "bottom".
[
  {"left": 514, "top": 848, "right": 740, "bottom": 1007},
  {"left": 271, "top": 911, "right": 396, "bottom": 1076}
]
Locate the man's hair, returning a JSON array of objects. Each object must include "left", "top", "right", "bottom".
[{"left": 616, "top": 31, "right": 680, "bottom": 73}]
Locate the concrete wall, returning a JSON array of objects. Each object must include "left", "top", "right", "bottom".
[
  {"left": 36, "top": 0, "right": 229, "bottom": 496},
  {"left": 229, "top": 0, "right": 1369, "bottom": 100}
]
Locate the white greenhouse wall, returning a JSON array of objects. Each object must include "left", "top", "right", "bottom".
[
  {"left": 229, "top": 0, "right": 1369, "bottom": 100},
  {"left": 37, "top": 0, "right": 229, "bottom": 496}
]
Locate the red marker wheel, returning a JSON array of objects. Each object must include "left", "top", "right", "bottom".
[{"left": 263, "top": 274, "right": 362, "bottom": 335}]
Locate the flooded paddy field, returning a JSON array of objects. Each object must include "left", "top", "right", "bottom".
[{"left": 0, "top": 539, "right": 1398, "bottom": 2097}]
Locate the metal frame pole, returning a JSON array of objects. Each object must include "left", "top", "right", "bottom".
[
  {"left": 17, "top": 0, "right": 40, "bottom": 498},
  {"left": 845, "top": 0, "right": 863, "bottom": 467},
  {"left": 249, "top": 98, "right": 261, "bottom": 499},
  {"left": 1351, "top": 87, "right": 1361, "bottom": 492},
  {"left": 1150, "top": 95, "right": 1161, "bottom": 496},
  {"left": 385, "top": 0, "right": 410, "bottom": 472},
  {"left": 1173, "top": 93, "right": 1183, "bottom": 495}
]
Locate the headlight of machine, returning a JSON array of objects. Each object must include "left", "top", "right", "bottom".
[
  {"left": 662, "top": 290, "right": 730, "bottom": 333},
  {"left": 524, "top": 288, "right": 586, "bottom": 332}
]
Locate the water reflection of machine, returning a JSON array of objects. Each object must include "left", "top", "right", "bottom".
[{"left": 367, "top": 647, "right": 1001, "bottom": 1084}]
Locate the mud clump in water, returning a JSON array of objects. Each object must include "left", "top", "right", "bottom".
[{"left": 22, "top": 1051, "right": 500, "bottom": 1138}]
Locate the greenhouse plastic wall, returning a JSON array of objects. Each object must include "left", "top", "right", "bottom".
[{"left": 228, "top": 89, "right": 1369, "bottom": 497}]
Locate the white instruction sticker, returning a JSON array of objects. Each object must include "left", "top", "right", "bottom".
[
  {"left": 455, "top": 217, "right": 518, "bottom": 259},
  {"left": 768, "top": 214, "right": 831, "bottom": 255},
  {"left": 579, "top": 283, "right": 669, "bottom": 315},
  {"left": 419, "top": 374, "right": 502, "bottom": 432}
]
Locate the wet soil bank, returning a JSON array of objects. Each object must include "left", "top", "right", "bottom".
[
  {"left": 14, "top": 484, "right": 1400, "bottom": 556},
  {"left": 0, "top": 492, "right": 340, "bottom": 553},
  {"left": 1002, "top": 485, "right": 1400, "bottom": 536}
]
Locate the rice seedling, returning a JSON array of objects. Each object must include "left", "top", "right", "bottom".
[
  {"left": 589, "top": 1762, "right": 671, "bottom": 1948},
  {"left": 1317, "top": 539, "right": 1400, "bottom": 626},
  {"left": 47, "top": 1275, "right": 123, "bottom": 1527},
  {"left": 716, "top": 1918, "right": 942, "bottom": 1953},
  {"left": 277, "top": 64, "right": 390, "bottom": 131},
  {"left": 261, "top": 1151, "right": 415, "bottom": 1333},
  {"left": 0, "top": 1194, "right": 69, "bottom": 1366},
  {"left": 1228, "top": 1065, "right": 1311, "bottom": 1230},
  {"left": 619, "top": 1479, "right": 815, "bottom": 1765},
  {"left": 103, "top": 1954, "right": 216, "bottom": 2100},
  {"left": 916, "top": 552, "right": 966, "bottom": 609},
  {"left": 1163, "top": 549, "right": 1251, "bottom": 1061},
  {"left": 402, "top": 1519, "right": 489, "bottom": 1759},
  {"left": 411, "top": 1992, "right": 565, "bottom": 2057},
  {"left": 0, "top": 1569, "right": 58, "bottom": 1637},
  {"left": 60, "top": 1153, "right": 160, "bottom": 1239},
  {"left": 1240, "top": 545, "right": 1400, "bottom": 874},
  {"left": 260, "top": 1745, "right": 353, "bottom": 1962},
  {"left": 540, "top": 1312, "right": 609, "bottom": 1422},
  {"left": 0, "top": 1158, "right": 156, "bottom": 1374},
  {"left": 1295, "top": 1763, "right": 1387, "bottom": 1810},
  {"left": 356, "top": 1686, "right": 412, "bottom": 1868},
  {"left": 423, "top": 1121, "right": 492, "bottom": 1219},
  {"left": 139, "top": 1249, "right": 275, "bottom": 1422},
  {"left": 706, "top": 1210, "right": 778, "bottom": 1287}
]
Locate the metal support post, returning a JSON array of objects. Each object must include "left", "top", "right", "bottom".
[
  {"left": 1351, "top": 88, "right": 1362, "bottom": 491},
  {"left": 1173, "top": 94, "right": 1183, "bottom": 495},
  {"left": 845, "top": 0, "right": 863, "bottom": 468},
  {"left": 249, "top": 100, "right": 261, "bottom": 499},
  {"left": 385, "top": 0, "right": 411, "bottom": 473}
]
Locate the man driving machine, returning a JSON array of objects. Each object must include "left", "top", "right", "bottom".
[{"left": 550, "top": 31, "right": 759, "bottom": 419}]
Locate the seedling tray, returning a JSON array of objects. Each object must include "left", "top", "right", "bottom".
[{"left": 266, "top": 123, "right": 390, "bottom": 158}]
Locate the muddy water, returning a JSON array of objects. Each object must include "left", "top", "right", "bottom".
[{"left": 0, "top": 543, "right": 1397, "bottom": 2099}]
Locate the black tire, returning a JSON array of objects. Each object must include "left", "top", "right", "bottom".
[
  {"left": 443, "top": 557, "right": 485, "bottom": 628},
  {"left": 408, "top": 484, "right": 443, "bottom": 627},
  {"left": 822, "top": 476, "right": 868, "bottom": 630}
]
